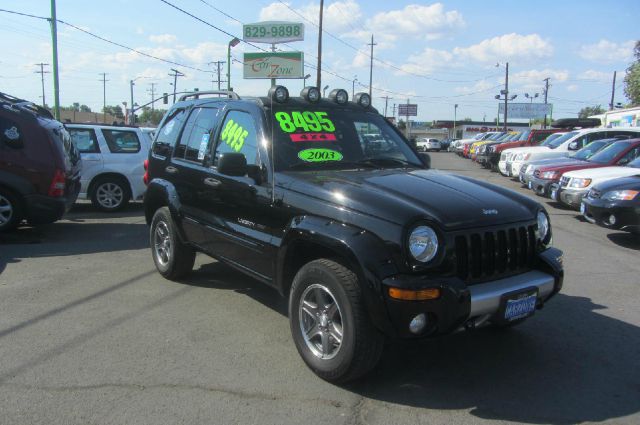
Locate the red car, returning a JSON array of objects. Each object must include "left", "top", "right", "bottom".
[
  {"left": 527, "top": 139, "right": 640, "bottom": 196},
  {"left": 487, "top": 129, "right": 565, "bottom": 170}
]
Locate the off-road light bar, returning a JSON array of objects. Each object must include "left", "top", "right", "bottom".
[
  {"left": 354, "top": 92, "right": 371, "bottom": 108},
  {"left": 328, "top": 89, "right": 348, "bottom": 104},
  {"left": 300, "top": 86, "right": 321, "bottom": 103},
  {"left": 268, "top": 85, "right": 289, "bottom": 103}
]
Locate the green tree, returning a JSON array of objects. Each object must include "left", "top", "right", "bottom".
[
  {"left": 79, "top": 104, "right": 91, "bottom": 112},
  {"left": 578, "top": 105, "right": 605, "bottom": 118},
  {"left": 397, "top": 119, "right": 406, "bottom": 130},
  {"left": 138, "top": 108, "right": 166, "bottom": 125},
  {"left": 102, "top": 105, "right": 124, "bottom": 119},
  {"left": 623, "top": 40, "right": 640, "bottom": 106}
]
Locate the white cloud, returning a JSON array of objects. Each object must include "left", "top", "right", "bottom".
[
  {"left": 149, "top": 34, "right": 177, "bottom": 44},
  {"left": 453, "top": 33, "right": 553, "bottom": 63},
  {"left": 578, "top": 69, "right": 614, "bottom": 82},
  {"left": 566, "top": 85, "right": 579, "bottom": 92},
  {"left": 399, "top": 34, "right": 554, "bottom": 75},
  {"left": 454, "top": 80, "right": 495, "bottom": 94},
  {"left": 579, "top": 39, "right": 635, "bottom": 63},
  {"left": 259, "top": 0, "right": 362, "bottom": 33},
  {"left": 510, "top": 69, "right": 568, "bottom": 85}
]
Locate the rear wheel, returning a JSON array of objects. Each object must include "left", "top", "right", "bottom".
[
  {"left": 289, "top": 259, "right": 384, "bottom": 383},
  {"left": 0, "top": 189, "right": 22, "bottom": 232},
  {"left": 91, "top": 177, "right": 131, "bottom": 212},
  {"left": 150, "top": 207, "right": 195, "bottom": 280}
]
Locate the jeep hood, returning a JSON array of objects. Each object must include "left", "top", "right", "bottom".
[{"left": 282, "top": 169, "right": 538, "bottom": 230}]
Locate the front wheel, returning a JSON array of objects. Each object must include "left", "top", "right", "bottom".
[
  {"left": 0, "top": 189, "right": 22, "bottom": 232},
  {"left": 150, "top": 207, "right": 195, "bottom": 280},
  {"left": 91, "top": 177, "right": 131, "bottom": 212},
  {"left": 289, "top": 259, "right": 384, "bottom": 383}
]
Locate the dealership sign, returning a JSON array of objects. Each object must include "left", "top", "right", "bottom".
[
  {"left": 243, "top": 52, "right": 304, "bottom": 79},
  {"left": 499, "top": 103, "right": 553, "bottom": 119},
  {"left": 243, "top": 21, "right": 304, "bottom": 44}
]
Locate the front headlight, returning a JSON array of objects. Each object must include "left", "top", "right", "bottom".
[
  {"left": 541, "top": 171, "right": 559, "bottom": 180},
  {"left": 408, "top": 226, "right": 439, "bottom": 263},
  {"left": 537, "top": 211, "right": 551, "bottom": 245},
  {"left": 602, "top": 190, "right": 639, "bottom": 201},
  {"left": 569, "top": 178, "right": 592, "bottom": 189}
]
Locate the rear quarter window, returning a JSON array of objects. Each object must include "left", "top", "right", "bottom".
[{"left": 102, "top": 129, "right": 141, "bottom": 153}]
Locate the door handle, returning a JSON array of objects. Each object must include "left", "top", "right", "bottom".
[
  {"left": 203, "top": 177, "right": 221, "bottom": 188},
  {"left": 165, "top": 166, "right": 178, "bottom": 174}
]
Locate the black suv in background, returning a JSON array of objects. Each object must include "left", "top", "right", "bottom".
[
  {"left": 144, "top": 87, "right": 564, "bottom": 382},
  {"left": 0, "top": 93, "right": 81, "bottom": 231}
]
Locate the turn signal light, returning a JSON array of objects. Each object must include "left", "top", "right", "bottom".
[{"left": 388, "top": 287, "right": 441, "bottom": 301}]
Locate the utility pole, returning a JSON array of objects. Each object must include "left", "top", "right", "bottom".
[
  {"left": 99, "top": 73, "right": 108, "bottom": 123},
  {"left": 130, "top": 79, "right": 135, "bottom": 125},
  {"left": 208, "top": 61, "right": 226, "bottom": 90},
  {"left": 169, "top": 68, "right": 184, "bottom": 103},
  {"left": 392, "top": 103, "right": 396, "bottom": 118},
  {"left": 34, "top": 63, "right": 50, "bottom": 108},
  {"left": 367, "top": 35, "right": 377, "bottom": 99},
  {"left": 148, "top": 83, "right": 157, "bottom": 111},
  {"left": 380, "top": 96, "right": 392, "bottom": 117},
  {"left": 316, "top": 0, "right": 324, "bottom": 89},
  {"left": 49, "top": 0, "right": 60, "bottom": 120},
  {"left": 543, "top": 77, "right": 550, "bottom": 128},
  {"left": 609, "top": 71, "right": 617, "bottom": 110}
]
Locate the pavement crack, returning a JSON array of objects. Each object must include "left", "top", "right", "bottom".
[{"left": 349, "top": 396, "right": 368, "bottom": 425}]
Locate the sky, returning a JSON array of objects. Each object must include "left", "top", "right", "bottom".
[{"left": 1, "top": 0, "right": 638, "bottom": 123}]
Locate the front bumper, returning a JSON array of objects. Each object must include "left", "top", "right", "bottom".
[
  {"left": 557, "top": 187, "right": 588, "bottom": 209},
  {"left": 380, "top": 249, "right": 563, "bottom": 339},
  {"left": 511, "top": 161, "right": 525, "bottom": 179},
  {"left": 581, "top": 197, "right": 640, "bottom": 233},
  {"left": 527, "top": 175, "right": 557, "bottom": 197},
  {"left": 499, "top": 161, "right": 510, "bottom": 176}
]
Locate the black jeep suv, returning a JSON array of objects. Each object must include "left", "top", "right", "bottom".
[{"left": 144, "top": 87, "right": 563, "bottom": 382}]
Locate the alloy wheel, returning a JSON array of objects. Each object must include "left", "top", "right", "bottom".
[
  {"left": 299, "top": 284, "right": 344, "bottom": 360},
  {"left": 96, "top": 182, "right": 124, "bottom": 209}
]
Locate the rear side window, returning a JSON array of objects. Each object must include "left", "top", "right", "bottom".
[
  {"left": 155, "top": 108, "right": 188, "bottom": 148},
  {"left": 102, "top": 130, "right": 140, "bottom": 153},
  {"left": 174, "top": 107, "right": 219, "bottom": 162},
  {"left": 68, "top": 128, "right": 100, "bottom": 153},
  {"left": 214, "top": 110, "right": 259, "bottom": 166}
]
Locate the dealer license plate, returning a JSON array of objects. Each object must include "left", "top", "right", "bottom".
[{"left": 504, "top": 293, "right": 537, "bottom": 321}]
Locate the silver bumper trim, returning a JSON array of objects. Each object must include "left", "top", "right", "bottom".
[{"left": 469, "top": 270, "right": 555, "bottom": 317}]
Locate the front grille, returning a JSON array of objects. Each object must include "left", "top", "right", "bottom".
[
  {"left": 500, "top": 153, "right": 508, "bottom": 161},
  {"left": 588, "top": 188, "right": 601, "bottom": 199},
  {"left": 455, "top": 224, "right": 536, "bottom": 283},
  {"left": 560, "top": 176, "right": 570, "bottom": 187}
]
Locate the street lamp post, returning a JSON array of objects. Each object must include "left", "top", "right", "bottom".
[
  {"left": 227, "top": 37, "right": 240, "bottom": 92},
  {"left": 352, "top": 75, "right": 358, "bottom": 98},
  {"left": 525, "top": 92, "right": 539, "bottom": 127},
  {"left": 303, "top": 73, "right": 311, "bottom": 88},
  {"left": 323, "top": 85, "right": 329, "bottom": 97},
  {"left": 453, "top": 104, "right": 458, "bottom": 140}
]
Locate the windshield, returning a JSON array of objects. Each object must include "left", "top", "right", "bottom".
[
  {"left": 487, "top": 132, "right": 504, "bottom": 140},
  {"left": 539, "top": 132, "right": 565, "bottom": 146},
  {"left": 518, "top": 130, "right": 531, "bottom": 141},
  {"left": 544, "top": 131, "right": 578, "bottom": 149},
  {"left": 588, "top": 141, "right": 631, "bottom": 164},
  {"left": 573, "top": 139, "right": 611, "bottom": 160},
  {"left": 270, "top": 106, "right": 422, "bottom": 171}
]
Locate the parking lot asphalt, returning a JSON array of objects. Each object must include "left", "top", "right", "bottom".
[{"left": 1, "top": 151, "right": 639, "bottom": 425}]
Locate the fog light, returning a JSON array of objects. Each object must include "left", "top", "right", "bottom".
[
  {"left": 409, "top": 313, "right": 427, "bottom": 334},
  {"left": 608, "top": 214, "right": 616, "bottom": 225}
]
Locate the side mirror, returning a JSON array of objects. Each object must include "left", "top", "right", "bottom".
[
  {"left": 218, "top": 152, "right": 247, "bottom": 176},
  {"left": 568, "top": 141, "right": 579, "bottom": 151},
  {"left": 418, "top": 152, "right": 431, "bottom": 169}
]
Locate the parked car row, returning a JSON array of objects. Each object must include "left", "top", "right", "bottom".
[
  {"left": 451, "top": 119, "right": 640, "bottom": 235},
  {"left": 0, "top": 92, "right": 153, "bottom": 231}
]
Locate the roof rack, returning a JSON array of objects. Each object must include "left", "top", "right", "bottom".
[
  {"left": 0, "top": 92, "right": 53, "bottom": 119},
  {"left": 178, "top": 90, "right": 240, "bottom": 101}
]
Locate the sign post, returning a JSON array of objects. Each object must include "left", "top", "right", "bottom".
[{"left": 398, "top": 101, "right": 418, "bottom": 139}]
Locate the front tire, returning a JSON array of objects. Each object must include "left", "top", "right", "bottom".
[
  {"left": 289, "top": 259, "right": 384, "bottom": 383},
  {"left": 150, "top": 207, "right": 195, "bottom": 280},
  {"left": 91, "top": 177, "right": 131, "bottom": 212}
]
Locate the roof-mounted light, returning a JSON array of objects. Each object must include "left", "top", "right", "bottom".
[
  {"left": 354, "top": 92, "right": 371, "bottom": 108},
  {"left": 300, "top": 86, "right": 321, "bottom": 103},
  {"left": 268, "top": 85, "right": 289, "bottom": 103},
  {"left": 328, "top": 89, "right": 348, "bottom": 104}
]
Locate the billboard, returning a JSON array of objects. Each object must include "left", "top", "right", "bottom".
[
  {"left": 243, "top": 52, "right": 304, "bottom": 79},
  {"left": 398, "top": 104, "right": 418, "bottom": 116},
  {"left": 499, "top": 103, "right": 552, "bottom": 119}
]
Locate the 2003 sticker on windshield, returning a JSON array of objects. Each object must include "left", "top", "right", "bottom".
[{"left": 298, "top": 148, "right": 343, "bottom": 162}]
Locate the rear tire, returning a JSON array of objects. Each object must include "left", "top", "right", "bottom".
[
  {"left": 91, "top": 177, "right": 131, "bottom": 212},
  {"left": 150, "top": 207, "right": 195, "bottom": 280},
  {"left": 0, "top": 188, "right": 22, "bottom": 232},
  {"left": 289, "top": 259, "right": 384, "bottom": 383}
]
